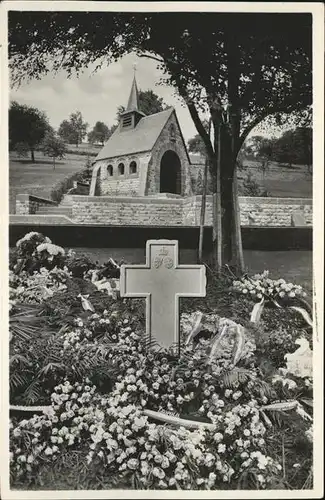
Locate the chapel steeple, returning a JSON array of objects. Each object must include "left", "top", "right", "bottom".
[
  {"left": 126, "top": 75, "right": 140, "bottom": 112},
  {"left": 120, "top": 70, "right": 146, "bottom": 131}
]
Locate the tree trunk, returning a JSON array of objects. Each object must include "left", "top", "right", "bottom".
[
  {"left": 211, "top": 123, "right": 222, "bottom": 274},
  {"left": 198, "top": 119, "right": 212, "bottom": 263},
  {"left": 31, "top": 149, "right": 35, "bottom": 163},
  {"left": 219, "top": 127, "right": 234, "bottom": 265},
  {"left": 198, "top": 156, "right": 208, "bottom": 263},
  {"left": 53, "top": 157, "right": 56, "bottom": 170},
  {"left": 232, "top": 166, "right": 245, "bottom": 273},
  {"left": 220, "top": 28, "right": 245, "bottom": 272}
]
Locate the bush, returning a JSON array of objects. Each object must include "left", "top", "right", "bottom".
[
  {"left": 50, "top": 168, "right": 92, "bottom": 203},
  {"left": 240, "top": 173, "right": 269, "bottom": 197},
  {"left": 10, "top": 232, "right": 66, "bottom": 275},
  {"left": 65, "top": 148, "right": 98, "bottom": 157}
]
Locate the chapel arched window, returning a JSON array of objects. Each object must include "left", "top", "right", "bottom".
[
  {"left": 129, "top": 161, "right": 137, "bottom": 174},
  {"left": 118, "top": 163, "right": 125, "bottom": 175}
]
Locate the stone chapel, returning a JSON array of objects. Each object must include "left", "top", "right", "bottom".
[{"left": 90, "top": 76, "right": 193, "bottom": 198}]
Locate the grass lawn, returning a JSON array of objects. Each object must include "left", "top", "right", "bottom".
[
  {"left": 238, "top": 161, "right": 312, "bottom": 198},
  {"left": 9, "top": 145, "right": 101, "bottom": 213},
  {"left": 9, "top": 146, "right": 312, "bottom": 214}
]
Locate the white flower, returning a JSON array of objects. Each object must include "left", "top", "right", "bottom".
[
  {"left": 152, "top": 467, "right": 165, "bottom": 479},
  {"left": 214, "top": 432, "right": 223, "bottom": 443},
  {"left": 36, "top": 243, "right": 65, "bottom": 256},
  {"left": 127, "top": 458, "right": 139, "bottom": 470},
  {"left": 217, "top": 443, "right": 226, "bottom": 454}
]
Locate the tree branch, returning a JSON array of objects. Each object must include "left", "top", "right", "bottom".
[
  {"left": 169, "top": 72, "right": 214, "bottom": 159},
  {"left": 138, "top": 53, "right": 165, "bottom": 64},
  {"left": 186, "top": 101, "right": 214, "bottom": 159},
  {"left": 237, "top": 104, "right": 296, "bottom": 154},
  {"left": 237, "top": 114, "right": 268, "bottom": 153}
]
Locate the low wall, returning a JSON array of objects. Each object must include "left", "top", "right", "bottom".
[
  {"left": 71, "top": 195, "right": 184, "bottom": 225},
  {"left": 69, "top": 195, "right": 312, "bottom": 227},
  {"left": 16, "top": 194, "right": 57, "bottom": 215}
]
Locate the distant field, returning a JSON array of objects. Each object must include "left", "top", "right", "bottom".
[
  {"left": 238, "top": 160, "right": 312, "bottom": 198},
  {"left": 9, "top": 145, "right": 312, "bottom": 214},
  {"left": 9, "top": 144, "right": 102, "bottom": 213}
]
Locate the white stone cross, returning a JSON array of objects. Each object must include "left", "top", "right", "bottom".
[{"left": 120, "top": 240, "right": 206, "bottom": 349}]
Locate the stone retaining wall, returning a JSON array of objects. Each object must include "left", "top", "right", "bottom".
[
  {"left": 68, "top": 195, "right": 312, "bottom": 227},
  {"left": 16, "top": 194, "right": 57, "bottom": 215},
  {"left": 71, "top": 196, "right": 184, "bottom": 225}
]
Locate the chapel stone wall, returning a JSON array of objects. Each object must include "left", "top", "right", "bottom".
[
  {"left": 146, "top": 113, "right": 193, "bottom": 197},
  {"left": 95, "top": 156, "right": 142, "bottom": 196}
]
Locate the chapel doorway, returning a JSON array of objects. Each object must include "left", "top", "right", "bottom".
[{"left": 159, "top": 150, "right": 182, "bottom": 194}]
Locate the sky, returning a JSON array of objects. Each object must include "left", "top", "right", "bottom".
[
  {"left": 10, "top": 51, "right": 282, "bottom": 144},
  {"left": 10, "top": 52, "right": 200, "bottom": 143}
]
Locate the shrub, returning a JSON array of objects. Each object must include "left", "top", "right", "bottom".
[
  {"left": 65, "top": 148, "right": 98, "bottom": 157},
  {"left": 240, "top": 173, "right": 269, "bottom": 197},
  {"left": 50, "top": 168, "right": 92, "bottom": 203}
]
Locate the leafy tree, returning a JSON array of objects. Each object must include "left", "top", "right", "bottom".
[
  {"left": 88, "top": 121, "right": 108, "bottom": 145},
  {"left": 9, "top": 101, "right": 50, "bottom": 162},
  {"left": 58, "top": 119, "right": 73, "bottom": 144},
  {"left": 8, "top": 12, "right": 312, "bottom": 269},
  {"left": 240, "top": 172, "right": 268, "bottom": 197},
  {"left": 254, "top": 128, "right": 312, "bottom": 170},
  {"left": 58, "top": 111, "right": 88, "bottom": 146},
  {"left": 273, "top": 128, "right": 312, "bottom": 168},
  {"left": 117, "top": 89, "right": 167, "bottom": 120},
  {"left": 187, "top": 120, "right": 209, "bottom": 157},
  {"left": 42, "top": 131, "right": 67, "bottom": 169},
  {"left": 294, "top": 127, "right": 312, "bottom": 173}
]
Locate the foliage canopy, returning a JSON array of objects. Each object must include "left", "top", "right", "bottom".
[{"left": 9, "top": 101, "right": 50, "bottom": 162}]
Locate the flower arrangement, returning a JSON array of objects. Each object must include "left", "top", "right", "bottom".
[
  {"left": 10, "top": 318, "right": 313, "bottom": 490},
  {"left": 9, "top": 233, "right": 313, "bottom": 490},
  {"left": 232, "top": 271, "right": 312, "bottom": 328},
  {"left": 9, "top": 266, "right": 70, "bottom": 304},
  {"left": 232, "top": 271, "right": 307, "bottom": 301}
]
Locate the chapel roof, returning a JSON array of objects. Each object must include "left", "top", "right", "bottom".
[{"left": 95, "top": 107, "right": 174, "bottom": 161}]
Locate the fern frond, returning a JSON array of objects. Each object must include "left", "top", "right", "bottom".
[
  {"left": 221, "top": 367, "right": 252, "bottom": 388},
  {"left": 10, "top": 371, "right": 29, "bottom": 393},
  {"left": 254, "top": 378, "right": 277, "bottom": 400},
  {"left": 21, "top": 379, "right": 43, "bottom": 404},
  {"left": 38, "top": 362, "right": 65, "bottom": 378},
  {"left": 10, "top": 354, "right": 30, "bottom": 367}
]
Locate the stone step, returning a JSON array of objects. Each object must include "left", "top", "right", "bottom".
[
  {"left": 60, "top": 195, "right": 74, "bottom": 206},
  {"left": 37, "top": 206, "right": 73, "bottom": 216}
]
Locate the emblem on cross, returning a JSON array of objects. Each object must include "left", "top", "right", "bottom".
[{"left": 120, "top": 240, "right": 206, "bottom": 349}]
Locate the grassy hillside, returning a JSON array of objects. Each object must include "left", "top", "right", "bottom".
[
  {"left": 238, "top": 160, "right": 312, "bottom": 198},
  {"left": 9, "top": 144, "right": 101, "bottom": 213},
  {"left": 9, "top": 145, "right": 312, "bottom": 214}
]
